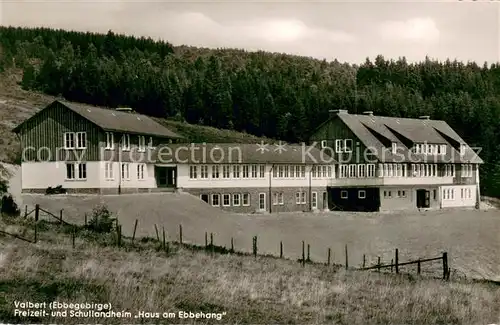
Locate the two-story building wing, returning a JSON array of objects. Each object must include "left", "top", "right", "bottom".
[
  {"left": 13, "top": 100, "right": 184, "bottom": 194},
  {"left": 309, "top": 110, "right": 484, "bottom": 211}
]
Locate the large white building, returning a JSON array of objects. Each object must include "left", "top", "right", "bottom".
[{"left": 13, "top": 100, "right": 483, "bottom": 212}]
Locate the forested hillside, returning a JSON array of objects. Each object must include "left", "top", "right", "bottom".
[{"left": 0, "top": 26, "right": 499, "bottom": 197}]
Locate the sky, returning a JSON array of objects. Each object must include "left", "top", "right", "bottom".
[{"left": 1, "top": 0, "right": 499, "bottom": 64}]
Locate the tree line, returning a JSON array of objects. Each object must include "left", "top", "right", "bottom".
[{"left": 0, "top": 26, "right": 499, "bottom": 197}]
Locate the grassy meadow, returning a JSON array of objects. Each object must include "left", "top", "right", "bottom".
[{"left": 0, "top": 215, "right": 499, "bottom": 325}]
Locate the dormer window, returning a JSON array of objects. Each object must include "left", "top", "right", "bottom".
[
  {"left": 391, "top": 142, "right": 397, "bottom": 154},
  {"left": 122, "top": 134, "right": 130, "bottom": 151},
  {"left": 460, "top": 144, "right": 466, "bottom": 156},
  {"left": 138, "top": 135, "right": 146, "bottom": 152}
]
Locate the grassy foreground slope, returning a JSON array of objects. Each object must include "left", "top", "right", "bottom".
[{"left": 0, "top": 217, "right": 499, "bottom": 325}]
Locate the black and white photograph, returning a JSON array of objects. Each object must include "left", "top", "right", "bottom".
[{"left": 0, "top": 0, "right": 499, "bottom": 323}]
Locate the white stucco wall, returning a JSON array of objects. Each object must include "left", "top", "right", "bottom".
[{"left": 21, "top": 161, "right": 102, "bottom": 189}]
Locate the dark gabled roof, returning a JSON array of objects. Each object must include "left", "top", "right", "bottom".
[
  {"left": 152, "top": 143, "right": 334, "bottom": 164},
  {"left": 13, "top": 100, "right": 183, "bottom": 139},
  {"left": 319, "top": 112, "right": 483, "bottom": 164}
]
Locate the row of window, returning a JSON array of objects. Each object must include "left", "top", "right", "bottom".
[
  {"left": 338, "top": 164, "right": 377, "bottom": 178},
  {"left": 104, "top": 163, "right": 146, "bottom": 181},
  {"left": 412, "top": 143, "right": 447, "bottom": 156},
  {"left": 311, "top": 165, "right": 333, "bottom": 178},
  {"left": 204, "top": 193, "right": 251, "bottom": 207},
  {"left": 272, "top": 165, "right": 307, "bottom": 179},
  {"left": 105, "top": 132, "right": 155, "bottom": 152},
  {"left": 461, "top": 164, "right": 474, "bottom": 178},
  {"left": 66, "top": 163, "right": 87, "bottom": 180},
  {"left": 383, "top": 190, "right": 408, "bottom": 199},
  {"left": 443, "top": 187, "right": 473, "bottom": 200},
  {"left": 189, "top": 165, "right": 266, "bottom": 180}
]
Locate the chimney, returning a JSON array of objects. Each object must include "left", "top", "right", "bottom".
[
  {"left": 116, "top": 107, "right": 133, "bottom": 113},
  {"left": 329, "top": 109, "right": 348, "bottom": 118},
  {"left": 419, "top": 115, "right": 430, "bottom": 120},
  {"left": 363, "top": 111, "right": 374, "bottom": 116}
]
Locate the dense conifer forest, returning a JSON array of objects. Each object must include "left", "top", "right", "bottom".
[{"left": 0, "top": 26, "right": 499, "bottom": 196}]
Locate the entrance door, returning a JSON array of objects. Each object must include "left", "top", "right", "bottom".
[
  {"left": 416, "top": 189, "right": 430, "bottom": 208},
  {"left": 200, "top": 194, "right": 209, "bottom": 203},
  {"left": 259, "top": 193, "right": 266, "bottom": 211},
  {"left": 323, "top": 192, "right": 327, "bottom": 209},
  {"left": 156, "top": 167, "right": 177, "bottom": 187}
]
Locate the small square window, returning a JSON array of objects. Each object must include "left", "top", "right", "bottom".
[
  {"left": 340, "top": 190, "right": 348, "bottom": 199},
  {"left": 358, "top": 190, "right": 366, "bottom": 199}
]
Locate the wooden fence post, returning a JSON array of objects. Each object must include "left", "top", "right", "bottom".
[
  {"left": 307, "top": 244, "right": 310, "bottom": 262},
  {"left": 117, "top": 225, "right": 122, "bottom": 247},
  {"left": 34, "top": 204, "right": 39, "bottom": 222},
  {"left": 179, "top": 224, "right": 183, "bottom": 245},
  {"left": 302, "top": 241, "right": 305, "bottom": 267},
  {"left": 377, "top": 256, "right": 381, "bottom": 272},
  {"left": 205, "top": 232, "right": 208, "bottom": 249},
  {"left": 417, "top": 259, "right": 421, "bottom": 275},
  {"left": 253, "top": 236, "right": 258, "bottom": 258},
  {"left": 162, "top": 227, "right": 166, "bottom": 251},
  {"left": 362, "top": 254, "right": 366, "bottom": 269},
  {"left": 391, "top": 259, "right": 394, "bottom": 272},
  {"left": 345, "top": 244, "right": 348, "bottom": 270},
  {"left": 395, "top": 248, "right": 399, "bottom": 274},
  {"left": 442, "top": 252, "right": 448, "bottom": 280},
  {"left": 84, "top": 213, "right": 87, "bottom": 226},
  {"left": 132, "top": 219, "right": 138, "bottom": 244},
  {"left": 327, "top": 248, "right": 331, "bottom": 266},
  {"left": 280, "top": 241, "right": 283, "bottom": 258},
  {"left": 72, "top": 227, "right": 76, "bottom": 249},
  {"left": 24, "top": 205, "right": 27, "bottom": 218},
  {"left": 154, "top": 224, "right": 159, "bottom": 242},
  {"left": 231, "top": 237, "right": 234, "bottom": 253},
  {"left": 59, "top": 209, "right": 63, "bottom": 224}
]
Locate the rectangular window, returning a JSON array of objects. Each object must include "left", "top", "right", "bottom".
[
  {"left": 105, "top": 162, "right": 114, "bottom": 180},
  {"left": 66, "top": 163, "right": 75, "bottom": 179},
  {"left": 122, "top": 134, "right": 130, "bottom": 151},
  {"left": 388, "top": 164, "right": 393, "bottom": 177},
  {"left": 138, "top": 135, "right": 146, "bottom": 152},
  {"left": 200, "top": 165, "right": 208, "bottom": 179},
  {"left": 461, "top": 188, "right": 464, "bottom": 199},
  {"left": 312, "top": 166, "right": 317, "bottom": 178},
  {"left": 242, "top": 193, "right": 250, "bottom": 206},
  {"left": 295, "top": 166, "right": 301, "bottom": 178},
  {"left": 105, "top": 132, "right": 114, "bottom": 150},
  {"left": 278, "top": 192, "right": 284, "bottom": 205},
  {"left": 222, "top": 194, "right": 231, "bottom": 207},
  {"left": 348, "top": 164, "right": 356, "bottom": 178},
  {"left": 137, "top": 164, "right": 145, "bottom": 180},
  {"left": 357, "top": 164, "right": 366, "bottom": 178},
  {"left": 460, "top": 144, "right": 466, "bottom": 156},
  {"left": 222, "top": 165, "right": 230, "bottom": 178},
  {"left": 272, "top": 166, "right": 277, "bottom": 178},
  {"left": 233, "top": 193, "right": 241, "bottom": 206},
  {"left": 392, "top": 142, "right": 397, "bottom": 154},
  {"left": 242, "top": 165, "right": 249, "bottom": 178},
  {"left": 77, "top": 163, "right": 86, "bottom": 179},
  {"left": 148, "top": 136, "right": 154, "bottom": 148},
  {"left": 335, "top": 139, "right": 342, "bottom": 153},
  {"left": 273, "top": 193, "right": 279, "bottom": 206},
  {"left": 64, "top": 132, "right": 75, "bottom": 149},
  {"left": 211, "top": 194, "right": 220, "bottom": 206},
  {"left": 295, "top": 192, "right": 301, "bottom": 204},
  {"left": 290, "top": 165, "right": 295, "bottom": 178},
  {"left": 339, "top": 165, "right": 348, "bottom": 178},
  {"left": 433, "top": 189, "right": 436, "bottom": 200},
  {"left": 121, "top": 163, "right": 130, "bottom": 180},
  {"left": 251, "top": 165, "right": 258, "bottom": 178},
  {"left": 300, "top": 192, "right": 306, "bottom": 204},
  {"left": 321, "top": 140, "right": 327, "bottom": 148},
  {"left": 189, "top": 166, "right": 198, "bottom": 179},
  {"left": 284, "top": 165, "right": 289, "bottom": 178},
  {"left": 322, "top": 166, "right": 327, "bottom": 178},
  {"left": 233, "top": 165, "right": 240, "bottom": 178},
  {"left": 212, "top": 165, "right": 220, "bottom": 179},
  {"left": 341, "top": 190, "right": 348, "bottom": 199},
  {"left": 367, "top": 164, "right": 375, "bottom": 177},
  {"left": 76, "top": 132, "right": 86, "bottom": 149},
  {"left": 327, "top": 166, "right": 332, "bottom": 178},
  {"left": 259, "top": 165, "right": 265, "bottom": 178},
  {"left": 301, "top": 166, "right": 306, "bottom": 178},
  {"left": 278, "top": 165, "right": 284, "bottom": 178},
  {"left": 358, "top": 190, "right": 366, "bottom": 199},
  {"left": 401, "top": 190, "right": 406, "bottom": 198},
  {"left": 312, "top": 192, "right": 318, "bottom": 209},
  {"left": 259, "top": 193, "right": 266, "bottom": 210}
]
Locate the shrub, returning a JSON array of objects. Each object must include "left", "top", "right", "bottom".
[
  {"left": 0, "top": 178, "right": 7, "bottom": 194},
  {"left": 1, "top": 194, "right": 20, "bottom": 217},
  {"left": 87, "top": 205, "right": 116, "bottom": 233}
]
